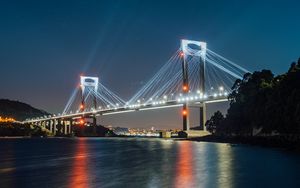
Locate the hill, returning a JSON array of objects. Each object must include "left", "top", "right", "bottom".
[{"left": 0, "top": 99, "right": 49, "bottom": 121}]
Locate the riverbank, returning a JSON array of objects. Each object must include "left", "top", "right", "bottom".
[{"left": 187, "top": 135, "right": 300, "bottom": 151}]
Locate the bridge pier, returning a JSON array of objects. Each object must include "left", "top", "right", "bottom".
[
  {"left": 53, "top": 119, "right": 57, "bottom": 135},
  {"left": 183, "top": 104, "right": 190, "bottom": 131},
  {"left": 49, "top": 120, "right": 53, "bottom": 133},
  {"left": 200, "top": 102, "right": 206, "bottom": 131},
  {"left": 181, "top": 45, "right": 190, "bottom": 131},
  {"left": 69, "top": 119, "right": 73, "bottom": 135}
]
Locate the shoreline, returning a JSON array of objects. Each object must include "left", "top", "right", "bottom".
[
  {"left": 186, "top": 135, "right": 300, "bottom": 151},
  {"left": 1, "top": 135, "right": 300, "bottom": 152}
]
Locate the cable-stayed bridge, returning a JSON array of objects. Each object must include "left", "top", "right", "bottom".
[{"left": 23, "top": 39, "right": 250, "bottom": 135}]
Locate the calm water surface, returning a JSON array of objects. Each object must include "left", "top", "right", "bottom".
[{"left": 0, "top": 137, "right": 300, "bottom": 188}]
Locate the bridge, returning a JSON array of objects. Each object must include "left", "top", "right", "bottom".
[{"left": 23, "top": 39, "right": 250, "bottom": 136}]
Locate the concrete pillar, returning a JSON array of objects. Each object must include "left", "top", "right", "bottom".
[
  {"left": 200, "top": 103, "right": 207, "bottom": 131},
  {"left": 69, "top": 120, "right": 73, "bottom": 134},
  {"left": 49, "top": 120, "right": 53, "bottom": 133},
  {"left": 181, "top": 48, "right": 190, "bottom": 131},
  {"left": 63, "top": 121, "right": 67, "bottom": 135},
  {"left": 199, "top": 46, "right": 206, "bottom": 131},
  {"left": 53, "top": 119, "right": 57, "bottom": 135}
]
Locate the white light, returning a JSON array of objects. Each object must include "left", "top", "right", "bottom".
[
  {"left": 204, "top": 94, "right": 207, "bottom": 99},
  {"left": 137, "top": 100, "right": 141, "bottom": 103},
  {"left": 163, "top": 95, "right": 167, "bottom": 99},
  {"left": 177, "top": 98, "right": 181, "bottom": 102},
  {"left": 213, "top": 93, "right": 217, "bottom": 97},
  {"left": 219, "top": 86, "right": 224, "bottom": 91},
  {"left": 197, "top": 90, "right": 200, "bottom": 94},
  {"left": 224, "top": 92, "right": 228, "bottom": 96},
  {"left": 149, "top": 98, "right": 153, "bottom": 101}
]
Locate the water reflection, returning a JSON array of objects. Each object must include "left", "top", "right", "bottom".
[
  {"left": 174, "top": 141, "right": 195, "bottom": 188},
  {"left": 216, "top": 144, "right": 233, "bottom": 188},
  {"left": 68, "top": 138, "right": 90, "bottom": 188},
  {"left": 0, "top": 142, "right": 15, "bottom": 188},
  {"left": 0, "top": 138, "right": 299, "bottom": 188}
]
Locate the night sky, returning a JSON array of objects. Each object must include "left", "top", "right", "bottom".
[{"left": 1, "top": 0, "right": 300, "bottom": 129}]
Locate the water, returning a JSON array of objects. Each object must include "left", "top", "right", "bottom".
[{"left": 0, "top": 138, "right": 300, "bottom": 188}]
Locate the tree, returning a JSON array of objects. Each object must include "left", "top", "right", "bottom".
[{"left": 205, "top": 111, "right": 224, "bottom": 134}]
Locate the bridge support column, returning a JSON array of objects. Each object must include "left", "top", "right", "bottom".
[
  {"left": 200, "top": 103, "right": 206, "bottom": 131},
  {"left": 181, "top": 48, "right": 190, "bottom": 131},
  {"left": 62, "top": 120, "right": 67, "bottom": 135},
  {"left": 199, "top": 46, "right": 206, "bottom": 130},
  {"left": 69, "top": 120, "right": 73, "bottom": 135},
  {"left": 53, "top": 119, "right": 57, "bottom": 135},
  {"left": 183, "top": 104, "right": 189, "bottom": 131},
  {"left": 49, "top": 120, "right": 53, "bottom": 133}
]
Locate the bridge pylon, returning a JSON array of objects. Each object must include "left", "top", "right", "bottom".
[
  {"left": 181, "top": 39, "right": 207, "bottom": 131},
  {"left": 79, "top": 76, "right": 98, "bottom": 134}
]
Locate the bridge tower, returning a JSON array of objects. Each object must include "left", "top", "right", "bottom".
[
  {"left": 181, "top": 40, "right": 207, "bottom": 131},
  {"left": 80, "top": 76, "right": 99, "bottom": 127}
]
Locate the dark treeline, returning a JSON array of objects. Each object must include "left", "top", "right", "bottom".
[{"left": 206, "top": 58, "right": 300, "bottom": 137}]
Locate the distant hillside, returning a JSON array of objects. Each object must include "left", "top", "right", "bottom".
[{"left": 0, "top": 99, "right": 49, "bottom": 121}]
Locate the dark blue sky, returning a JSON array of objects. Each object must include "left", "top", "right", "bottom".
[{"left": 1, "top": 0, "right": 300, "bottom": 128}]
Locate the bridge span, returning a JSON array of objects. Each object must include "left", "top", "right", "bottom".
[{"left": 23, "top": 39, "right": 250, "bottom": 136}]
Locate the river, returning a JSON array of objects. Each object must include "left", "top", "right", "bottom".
[{"left": 0, "top": 137, "right": 300, "bottom": 188}]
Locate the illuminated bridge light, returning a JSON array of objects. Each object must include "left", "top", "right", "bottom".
[
  {"left": 213, "top": 93, "right": 217, "bottom": 97},
  {"left": 183, "top": 85, "right": 188, "bottom": 92}
]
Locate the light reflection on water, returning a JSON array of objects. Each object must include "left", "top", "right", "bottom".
[
  {"left": 0, "top": 138, "right": 300, "bottom": 188},
  {"left": 174, "top": 141, "right": 195, "bottom": 188},
  {"left": 68, "top": 138, "right": 89, "bottom": 188}
]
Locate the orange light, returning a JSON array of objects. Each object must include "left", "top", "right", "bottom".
[
  {"left": 80, "top": 104, "right": 84, "bottom": 109},
  {"left": 79, "top": 119, "right": 84, "bottom": 125},
  {"left": 180, "top": 51, "right": 184, "bottom": 57},
  {"left": 183, "top": 85, "right": 188, "bottom": 91},
  {"left": 0, "top": 116, "right": 16, "bottom": 123},
  {"left": 182, "top": 110, "right": 188, "bottom": 116}
]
